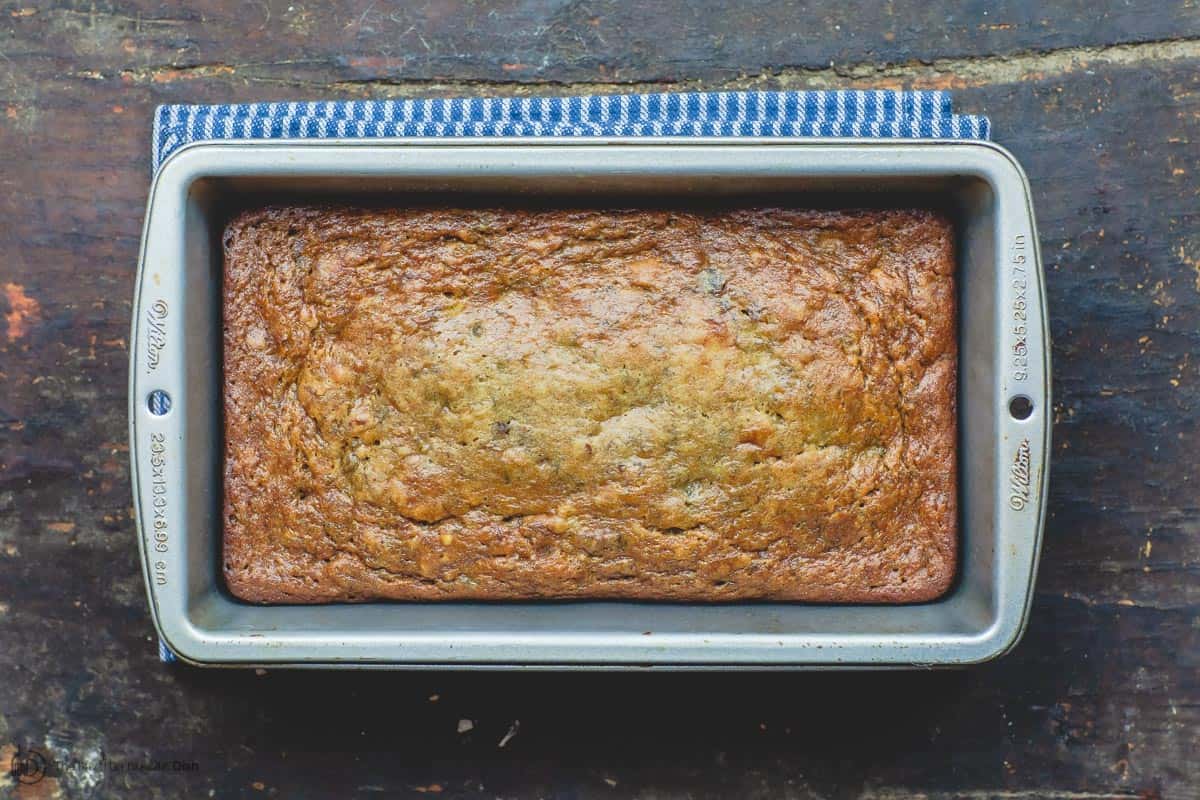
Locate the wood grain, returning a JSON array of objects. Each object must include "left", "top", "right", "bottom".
[{"left": 0, "top": 2, "right": 1197, "bottom": 798}]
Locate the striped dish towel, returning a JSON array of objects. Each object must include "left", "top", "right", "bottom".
[
  {"left": 151, "top": 89, "right": 988, "bottom": 664},
  {"left": 152, "top": 90, "right": 988, "bottom": 171}
]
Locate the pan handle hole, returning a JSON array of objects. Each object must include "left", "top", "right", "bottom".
[
  {"left": 148, "top": 389, "right": 172, "bottom": 416},
  {"left": 1009, "top": 395, "right": 1034, "bottom": 421}
]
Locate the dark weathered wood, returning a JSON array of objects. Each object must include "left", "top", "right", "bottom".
[
  {"left": 1, "top": 2, "right": 1198, "bottom": 798},
  {"left": 4, "top": 1, "right": 1200, "bottom": 87}
]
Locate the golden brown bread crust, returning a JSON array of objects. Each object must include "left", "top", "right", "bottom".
[{"left": 222, "top": 206, "right": 957, "bottom": 603}]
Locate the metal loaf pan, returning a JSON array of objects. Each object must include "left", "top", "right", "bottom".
[{"left": 130, "top": 139, "right": 1049, "bottom": 668}]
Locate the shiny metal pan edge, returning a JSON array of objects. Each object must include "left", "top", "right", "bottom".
[{"left": 129, "top": 138, "right": 1049, "bottom": 668}]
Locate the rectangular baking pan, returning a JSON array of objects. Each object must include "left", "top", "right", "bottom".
[{"left": 130, "top": 139, "right": 1049, "bottom": 668}]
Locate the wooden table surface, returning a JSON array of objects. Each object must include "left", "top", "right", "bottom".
[{"left": 1, "top": 2, "right": 1197, "bottom": 798}]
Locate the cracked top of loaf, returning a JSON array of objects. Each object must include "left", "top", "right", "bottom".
[{"left": 222, "top": 206, "right": 957, "bottom": 603}]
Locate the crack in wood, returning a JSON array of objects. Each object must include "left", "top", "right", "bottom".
[{"left": 67, "top": 36, "right": 1200, "bottom": 92}]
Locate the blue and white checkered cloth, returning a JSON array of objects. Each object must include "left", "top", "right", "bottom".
[{"left": 150, "top": 89, "right": 988, "bottom": 663}]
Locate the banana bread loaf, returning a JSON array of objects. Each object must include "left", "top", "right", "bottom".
[{"left": 222, "top": 206, "right": 957, "bottom": 603}]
